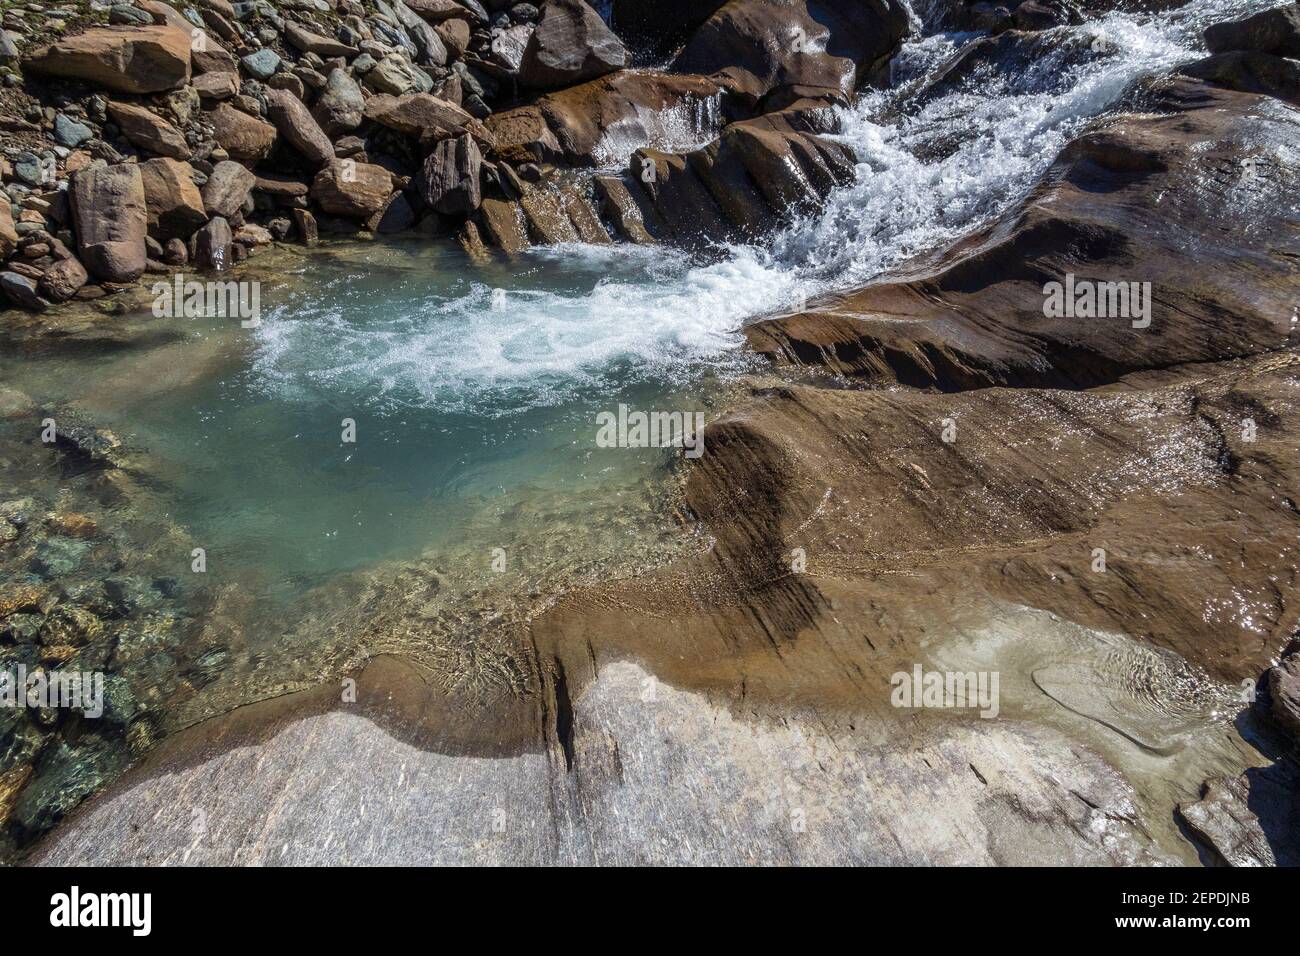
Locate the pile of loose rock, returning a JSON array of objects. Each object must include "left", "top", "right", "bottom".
[{"left": 0, "top": 0, "right": 910, "bottom": 312}]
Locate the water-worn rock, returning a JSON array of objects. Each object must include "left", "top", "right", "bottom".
[
  {"left": 24, "top": 25, "right": 192, "bottom": 94},
  {"left": 519, "top": 0, "right": 627, "bottom": 90},
  {"left": 487, "top": 71, "right": 721, "bottom": 166},
  {"left": 1181, "top": 49, "right": 1300, "bottom": 105},
  {"left": 311, "top": 160, "right": 393, "bottom": 218},
  {"left": 311, "top": 68, "right": 365, "bottom": 136},
  {"left": 1269, "top": 646, "right": 1300, "bottom": 743},
  {"left": 1177, "top": 772, "right": 1300, "bottom": 866},
  {"left": 673, "top": 0, "right": 909, "bottom": 109},
  {"left": 0, "top": 271, "right": 45, "bottom": 310},
  {"left": 1205, "top": 2, "right": 1300, "bottom": 56},
  {"left": 201, "top": 160, "right": 257, "bottom": 219},
  {"left": 264, "top": 88, "right": 334, "bottom": 167},
  {"left": 139, "top": 157, "right": 208, "bottom": 241},
  {"left": 107, "top": 101, "right": 189, "bottom": 159},
  {"left": 70, "top": 164, "right": 148, "bottom": 282},
  {"left": 419, "top": 134, "right": 481, "bottom": 214},
  {"left": 207, "top": 102, "right": 277, "bottom": 161},
  {"left": 194, "top": 215, "right": 233, "bottom": 271},
  {"left": 745, "top": 78, "right": 1300, "bottom": 389},
  {"left": 626, "top": 109, "right": 854, "bottom": 247}
]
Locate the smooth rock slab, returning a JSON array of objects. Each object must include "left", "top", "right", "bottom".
[{"left": 32, "top": 659, "right": 1174, "bottom": 865}]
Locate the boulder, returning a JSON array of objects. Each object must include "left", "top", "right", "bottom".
[
  {"left": 0, "top": 195, "right": 17, "bottom": 261},
  {"left": 241, "top": 48, "right": 281, "bottom": 80},
  {"left": 367, "top": 53, "right": 434, "bottom": 94},
  {"left": 1269, "top": 646, "right": 1300, "bottom": 743},
  {"left": 38, "top": 256, "right": 89, "bottom": 303},
  {"left": 70, "top": 164, "right": 148, "bottom": 282},
  {"left": 194, "top": 215, "right": 234, "bottom": 271},
  {"left": 519, "top": 0, "right": 627, "bottom": 90},
  {"left": 284, "top": 21, "right": 358, "bottom": 59},
  {"left": 265, "top": 88, "right": 335, "bottom": 167},
  {"left": 107, "top": 101, "right": 190, "bottom": 159},
  {"left": 311, "top": 68, "right": 365, "bottom": 136},
  {"left": 1, "top": 271, "right": 45, "bottom": 310},
  {"left": 372, "top": 192, "right": 417, "bottom": 233},
  {"left": 1205, "top": 3, "right": 1300, "bottom": 56},
  {"left": 744, "top": 78, "right": 1300, "bottom": 390},
  {"left": 311, "top": 161, "right": 394, "bottom": 219},
  {"left": 363, "top": 92, "right": 484, "bottom": 146},
  {"left": 139, "top": 157, "right": 209, "bottom": 240},
  {"left": 610, "top": 0, "right": 728, "bottom": 58},
  {"left": 435, "top": 18, "right": 471, "bottom": 58},
  {"left": 419, "top": 134, "right": 482, "bottom": 214},
  {"left": 136, "top": 0, "right": 238, "bottom": 75},
  {"left": 404, "top": 0, "right": 477, "bottom": 21},
  {"left": 389, "top": 0, "right": 449, "bottom": 67},
  {"left": 193, "top": 71, "right": 241, "bottom": 101},
  {"left": 207, "top": 103, "right": 277, "bottom": 162},
  {"left": 1181, "top": 49, "right": 1300, "bottom": 105},
  {"left": 672, "top": 0, "right": 909, "bottom": 109},
  {"left": 478, "top": 196, "right": 530, "bottom": 253},
  {"left": 201, "top": 160, "right": 257, "bottom": 219},
  {"left": 53, "top": 114, "right": 95, "bottom": 148},
  {"left": 23, "top": 25, "right": 192, "bottom": 94},
  {"left": 488, "top": 71, "right": 721, "bottom": 167}
]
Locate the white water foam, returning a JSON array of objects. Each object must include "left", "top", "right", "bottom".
[{"left": 253, "top": 0, "right": 1277, "bottom": 415}]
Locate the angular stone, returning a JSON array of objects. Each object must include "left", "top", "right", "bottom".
[
  {"left": 264, "top": 88, "right": 334, "bottom": 167},
  {"left": 367, "top": 54, "right": 434, "bottom": 95},
  {"left": 240, "top": 48, "right": 281, "bottom": 80},
  {"left": 201, "top": 160, "right": 257, "bottom": 219},
  {"left": 0, "top": 195, "right": 17, "bottom": 261},
  {"left": 478, "top": 196, "right": 529, "bottom": 254},
  {"left": 38, "top": 256, "right": 89, "bottom": 302},
  {"left": 419, "top": 134, "right": 482, "bottom": 215},
  {"left": 138, "top": 157, "right": 208, "bottom": 241},
  {"left": 362, "top": 92, "right": 481, "bottom": 144},
  {"left": 0, "top": 271, "right": 45, "bottom": 310},
  {"left": 193, "top": 71, "right": 241, "bottom": 101},
  {"left": 284, "top": 21, "right": 357, "bottom": 59},
  {"left": 519, "top": 0, "right": 626, "bottom": 90},
  {"left": 24, "top": 25, "right": 192, "bottom": 94},
  {"left": 311, "top": 161, "right": 393, "bottom": 219},
  {"left": 207, "top": 103, "right": 277, "bottom": 162},
  {"left": 53, "top": 113, "right": 94, "bottom": 148},
  {"left": 70, "top": 164, "right": 148, "bottom": 282},
  {"left": 107, "top": 101, "right": 189, "bottom": 159}
]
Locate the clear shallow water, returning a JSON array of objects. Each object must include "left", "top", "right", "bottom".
[{"left": 3, "top": 0, "right": 1279, "bottom": 604}]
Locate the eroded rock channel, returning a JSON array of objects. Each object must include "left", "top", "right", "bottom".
[{"left": 3, "top": 0, "right": 1300, "bottom": 865}]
